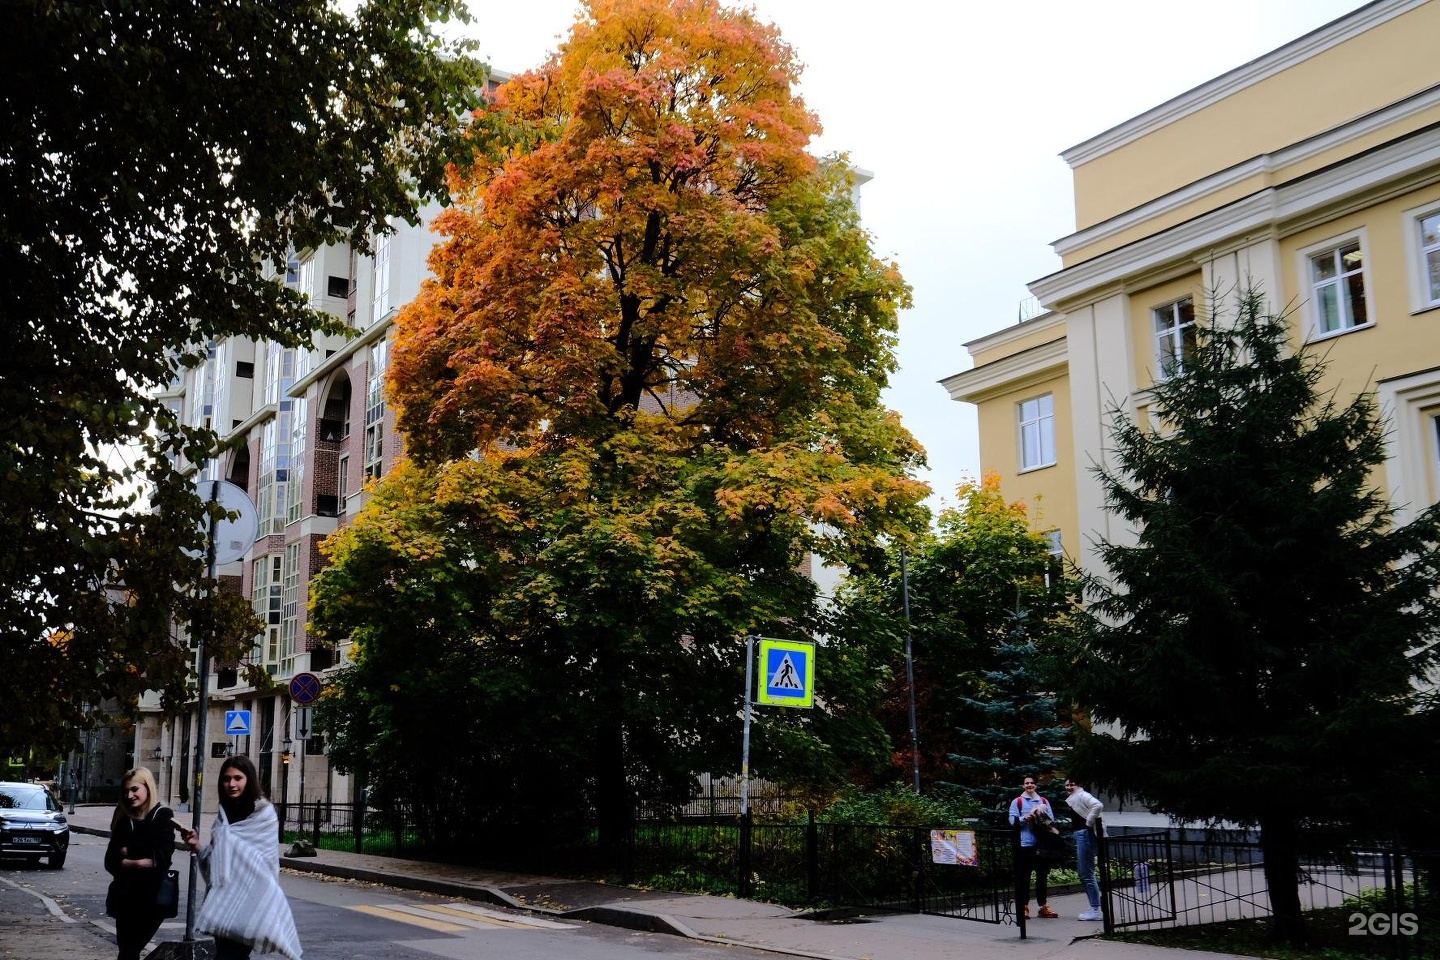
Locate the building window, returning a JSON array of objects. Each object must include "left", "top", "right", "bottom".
[
  {"left": 337, "top": 455, "right": 349, "bottom": 515},
  {"left": 1419, "top": 212, "right": 1440, "bottom": 309},
  {"left": 1433, "top": 413, "right": 1440, "bottom": 503},
  {"left": 287, "top": 398, "right": 307, "bottom": 525},
  {"left": 372, "top": 231, "right": 392, "bottom": 323},
  {"left": 1018, "top": 394, "right": 1055, "bottom": 471},
  {"left": 364, "top": 339, "right": 388, "bottom": 480},
  {"left": 1043, "top": 530, "right": 1063, "bottom": 556},
  {"left": 264, "top": 343, "right": 295, "bottom": 407},
  {"left": 256, "top": 403, "right": 293, "bottom": 535},
  {"left": 281, "top": 543, "right": 301, "bottom": 669},
  {"left": 1153, "top": 296, "right": 1196, "bottom": 379},
  {"left": 1308, "top": 239, "right": 1369, "bottom": 336},
  {"left": 252, "top": 555, "right": 282, "bottom": 666},
  {"left": 297, "top": 256, "right": 315, "bottom": 304}
]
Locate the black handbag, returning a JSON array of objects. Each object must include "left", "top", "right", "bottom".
[{"left": 156, "top": 868, "right": 180, "bottom": 918}]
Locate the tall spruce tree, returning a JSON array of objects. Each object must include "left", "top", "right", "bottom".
[
  {"left": 947, "top": 606, "right": 1071, "bottom": 814},
  {"left": 1064, "top": 287, "right": 1440, "bottom": 943},
  {"left": 825, "top": 475, "right": 1078, "bottom": 797}
]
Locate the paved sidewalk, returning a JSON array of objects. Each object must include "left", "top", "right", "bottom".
[
  {"left": 0, "top": 869, "right": 117, "bottom": 959},
  {"left": 57, "top": 804, "right": 1249, "bottom": 960}
]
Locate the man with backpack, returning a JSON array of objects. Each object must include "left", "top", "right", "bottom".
[{"left": 1009, "top": 775, "right": 1059, "bottom": 919}]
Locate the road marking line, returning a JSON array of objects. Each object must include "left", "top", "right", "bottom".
[
  {"left": 348, "top": 904, "right": 468, "bottom": 933},
  {"left": 423, "top": 902, "right": 573, "bottom": 930},
  {"left": 0, "top": 875, "right": 75, "bottom": 922}
]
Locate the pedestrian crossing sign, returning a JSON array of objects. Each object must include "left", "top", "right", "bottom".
[
  {"left": 224, "top": 709, "right": 252, "bottom": 736},
  {"left": 756, "top": 638, "right": 815, "bottom": 708}
]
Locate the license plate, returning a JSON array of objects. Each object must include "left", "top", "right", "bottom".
[{"left": 13, "top": 837, "right": 41, "bottom": 844}]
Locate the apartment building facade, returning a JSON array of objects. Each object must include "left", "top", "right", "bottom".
[
  {"left": 134, "top": 208, "right": 444, "bottom": 809},
  {"left": 944, "top": 0, "right": 1440, "bottom": 577}
]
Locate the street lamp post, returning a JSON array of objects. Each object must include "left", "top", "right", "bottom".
[
  {"left": 150, "top": 747, "right": 165, "bottom": 800},
  {"left": 279, "top": 737, "right": 293, "bottom": 842}
]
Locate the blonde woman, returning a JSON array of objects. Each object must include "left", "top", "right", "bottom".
[{"left": 104, "top": 767, "right": 176, "bottom": 960}]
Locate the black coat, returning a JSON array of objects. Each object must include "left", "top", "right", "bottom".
[{"left": 104, "top": 805, "right": 176, "bottom": 917}]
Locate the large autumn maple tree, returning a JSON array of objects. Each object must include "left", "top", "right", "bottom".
[{"left": 312, "top": 0, "right": 928, "bottom": 849}]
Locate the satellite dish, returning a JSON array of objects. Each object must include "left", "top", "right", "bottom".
[{"left": 190, "top": 479, "right": 260, "bottom": 565}]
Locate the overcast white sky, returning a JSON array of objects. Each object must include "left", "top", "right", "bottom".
[{"left": 455, "top": 0, "right": 1364, "bottom": 511}]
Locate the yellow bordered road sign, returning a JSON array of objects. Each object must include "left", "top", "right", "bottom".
[{"left": 756, "top": 638, "right": 815, "bottom": 708}]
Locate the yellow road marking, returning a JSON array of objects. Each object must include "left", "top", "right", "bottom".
[
  {"left": 425, "top": 902, "right": 573, "bottom": 930},
  {"left": 348, "top": 904, "right": 468, "bottom": 933}
]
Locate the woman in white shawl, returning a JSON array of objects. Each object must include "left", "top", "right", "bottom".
[{"left": 180, "top": 755, "right": 302, "bottom": 960}]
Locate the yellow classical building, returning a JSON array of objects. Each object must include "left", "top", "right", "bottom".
[{"left": 944, "top": 0, "right": 1440, "bottom": 574}]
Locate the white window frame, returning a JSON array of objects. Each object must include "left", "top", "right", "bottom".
[
  {"left": 1018, "top": 393, "right": 1056, "bottom": 472},
  {"left": 252, "top": 554, "right": 283, "bottom": 666},
  {"left": 364, "top": 339, "right": 388, "bottom": 480},
  {"left": 1299, "top": 231, "right": 1373, "bottom": 340},
  {"left": 1152, "top": 296, "right": 1197, "bottom": 380},
  {"left": 372, "top": 230, "right": 393, "bottom": 323},
  {"left": 281, "top": 542, "right": 301, "bottom": 670},
  {"left": 1375, "top": 369, "right": 1440, "bottom": 523},
  {"left": 286, "top": 397, "right": 307, "bottom": 525},
  {"left": 337, "top": 454, "right": 350, "bottom": 515},
  {"left": 1403, "top": 198, "right": 1440, "bottom": 313},
  {"left": 297, "top": 256, "right": 316, "bottom": 304}
]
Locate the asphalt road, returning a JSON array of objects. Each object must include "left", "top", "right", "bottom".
[{"left": 1, "top": 831, "right": 779, "bottom": 960}]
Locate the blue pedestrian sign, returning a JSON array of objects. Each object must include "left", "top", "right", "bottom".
[
  {"left": 224, "top": 709, "right": 252, "bottom": 736},
  {"left": 756, "top": 638, "right": 815, "bottom": 708}
]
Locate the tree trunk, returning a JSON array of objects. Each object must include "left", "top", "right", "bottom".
[
  {"left": 592, "top": 642, "right": 633, "bottom": 875},
  {"left": 1258, "top": 816, "right": 1304, "bottom": 945}
]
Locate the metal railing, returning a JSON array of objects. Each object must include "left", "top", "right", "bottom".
[
  {"left": 274, "top": 801, "right": 1016, "bottom": 917},
  {"left": 276, "top": 799, "right": 1437, "bottom": 953},
  {"left": 1101, "top": 828, "right": 1438, "bottom": 958}
]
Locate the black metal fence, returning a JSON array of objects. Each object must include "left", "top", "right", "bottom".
[
  {"left": 275, "top": 800, "right": 1435, "bottom": 952},
  {"left": 275, "top": 799, "right": 1015, "bottom": 917},
  {"left": 1102, "top": 828, "right": 1439, "bottom": 958}
]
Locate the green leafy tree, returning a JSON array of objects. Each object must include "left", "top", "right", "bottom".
[
  {"left": 311, "top": 0, "right": 929, "bottom": 853},
  {"left": 827, "top": 474, "right": 1077, "bottom": 803},
  {"left": 1063, "top": 288, "right": 1440, "bottom": 943},
  {"left": 0, "top": 1, "right": 484, "bottom": 757}
]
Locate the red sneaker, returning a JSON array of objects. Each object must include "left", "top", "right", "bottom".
[
  {"left": 1037, "top": 905, "right": 1059, "bottom": 919},
  {"left": 1021, "top": 905, "right": 1030, "bottom": 919}
]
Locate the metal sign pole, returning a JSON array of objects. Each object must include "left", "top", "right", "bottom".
[
  {"left": 740, "top": 634, "right": 755, "bottom": 817},
  {"left": 901, "top": 550, "right": 922, "bottom": 795},
  {"left": 184, "top": 481, "right": 219, "bottom": 943}
]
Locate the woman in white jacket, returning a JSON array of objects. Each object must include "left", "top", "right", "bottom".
[
  {"left": 180, "top": 755, "right": 302, "bottom": 960},
  {"left": 1063, "top": 778, "right": 1105, "bottom": 921}
]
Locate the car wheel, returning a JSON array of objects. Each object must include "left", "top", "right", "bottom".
[{"left": 48, "top": 850, "right": 66, "bottom": 869}]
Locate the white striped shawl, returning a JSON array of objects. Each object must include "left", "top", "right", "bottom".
[{"left": 196, "top": 800, "right": 302, "bottom": 960}]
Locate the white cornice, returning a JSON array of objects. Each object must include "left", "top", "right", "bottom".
[
  {"left": 1032, "top": 126, "right": 1440, "bottom": 309},
  {"left": 961, "top": 309, "right": 1064, "bottom": 354},
  {"left": 226, "top": 402, "right": 277, "bottom": 442},
  {"left": 1055, "top": 83, "right": 1440, "bottom": 259},
  {"left": 941, "top": 338, "right": 1068, "bottom": 404},
  {"left": 1060, "top": 0, "right": 1427, "bottom": 169}
]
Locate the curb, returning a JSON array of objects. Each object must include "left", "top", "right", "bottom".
[{"left": 70, "top": 822, "right": 920, "bottom": 960}]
